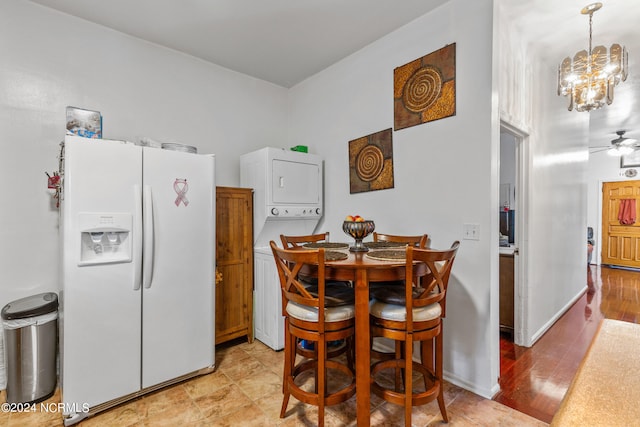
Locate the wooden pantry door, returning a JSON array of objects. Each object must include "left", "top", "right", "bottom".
[{"left": 602, "top": 180, "right": 640, "bottom": 268}]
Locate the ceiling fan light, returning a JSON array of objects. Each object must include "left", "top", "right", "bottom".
[
  {"left": 618, "top": 146, "right": 634, "bottom": 155},
  {"left": 607, "top": 147, "right": 623, "bottom": 156},
  {"left": 620, "top": 138, "right": 638, "bottom": 146}
]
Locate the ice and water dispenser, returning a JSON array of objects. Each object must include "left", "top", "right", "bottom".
[{"left": 78, "top": 213, "right": 132, "bottom": 265}]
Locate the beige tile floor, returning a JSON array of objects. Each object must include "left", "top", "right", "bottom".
[{"left": 0, "top": 339, "right": 547, "bottom": 426}]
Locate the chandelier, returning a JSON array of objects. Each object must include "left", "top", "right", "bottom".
[{"left": 557, "top": 3, "right": 628, "bottom": 112}]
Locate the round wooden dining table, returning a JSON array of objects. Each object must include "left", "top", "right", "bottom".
[{"left": 300, "top": 248, "right": 427, "bottom": 426}]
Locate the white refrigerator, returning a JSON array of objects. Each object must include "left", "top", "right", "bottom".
[{"left": 60, "top": 135, "right": 215, "bottom": 425}]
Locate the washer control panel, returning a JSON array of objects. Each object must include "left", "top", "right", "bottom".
[{"left": 267, "top": 206, "right": 322, "bottom": 218}]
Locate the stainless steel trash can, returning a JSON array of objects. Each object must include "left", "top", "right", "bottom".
[{"left": 1, "top": 292, "right": 58, "bottom": 404}]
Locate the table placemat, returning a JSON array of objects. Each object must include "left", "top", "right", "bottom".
[
  {"left": 303, "top": 242, "right": 349, "bottom": 249},
  {"left": 364, "top": 241, "right": 406, "bottom": 249},
  {"left": 325, "top": 251, "right": 349, "bottom": 261},
  {"left": 365, "top": 250, "right": 406, "bottom": 261}
]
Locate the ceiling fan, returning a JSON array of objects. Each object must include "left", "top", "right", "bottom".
[{"left": 590, "top": 130, "right": 639, "bottom": 155}]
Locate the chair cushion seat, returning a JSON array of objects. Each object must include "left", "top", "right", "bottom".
[
  {"left": 303, "top": 284, "right": 355, "bottom": 306},
  {"left": 369, "top": 280, "right": 405, "bottom": 289},
  {"left": 369, "top": 299, "right": 441, "bottom": 322},
  {"left": 287, "top": 301, "right": 355, "bottom": 322},
  {"left": 301, "top": 277, "right": 352, "bottom": 288},
  {"left": 370, "top": 285, "right": 433, "bottom": 305}
]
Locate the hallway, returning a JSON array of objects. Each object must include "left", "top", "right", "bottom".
[{"left": 494, "top": 265, "right": 640, "bottom": 422}]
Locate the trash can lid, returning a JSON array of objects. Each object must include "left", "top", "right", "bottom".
[{"left": 1, "top": 292, "right": 58, "bottom": 320}]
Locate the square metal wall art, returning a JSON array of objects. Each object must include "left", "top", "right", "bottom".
[
  {"left": 349, "top": 128, "right": 394, "bottom": 194},
  {"left": 394, "top": 43, "right": 456, "bottom": 130}
]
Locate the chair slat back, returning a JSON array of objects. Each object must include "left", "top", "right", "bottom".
[
  {"left": 280, "top": 232, "right": 330, "bottom": 248},
  {"left": 406, "top": 241, "right": 460, "bottom": 323},
  {"left": 374, "top": 232, "right": 429, "bottom": 248},
  {"left": 270, "top": 241, "right": 326, "bottom": 325}
]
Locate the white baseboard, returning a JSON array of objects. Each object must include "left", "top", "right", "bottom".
[
  {"left": 444, "top": 369, "right": 498, "bottom": 399},
  {"left": 527, "top": 286, "right": 587, "bottom": 347},
  {"left": 373, "top": 337, "right": 497, "bottom": 399}
]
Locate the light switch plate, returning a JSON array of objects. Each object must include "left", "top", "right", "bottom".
[{"left": 463, "top": 223, "right": 480, "bottom": 240}]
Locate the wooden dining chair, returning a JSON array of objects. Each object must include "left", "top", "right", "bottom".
[
  {"left": 280, "top": 232, "right": 331, "bottom": 248},
  {"left": 369, "top": 241, "right": 460, "bottom": 426},
  {"left": 369, "top": 233, "right": 430, "bottom": 361},
  {"left": 372, "top": 232, "right": 429, "bottom": 248},
  {"left": 280, "top": 233, "right": 353, "bottom": 359},
  {"left": 281, "top": 232, "right": 351, "bottom": 286},
  {"left": 270, "top": 241, "right": 356, "bottom": 427},
  {"left": 369, "top": 232, "right": 429, "bottom": 288},
  {"left": 281, "top": 232, "right": 351, "bottom": 285}
]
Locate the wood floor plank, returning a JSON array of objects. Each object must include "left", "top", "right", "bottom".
[{"left": 494, "top": 265, "right": 639, "bottom": 423}]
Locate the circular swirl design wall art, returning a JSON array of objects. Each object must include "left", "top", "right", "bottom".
[
  {"left": 393, "top": 43, "right": 456, "bottom": 131},
  {"left": 403, "top": 66, "right": 443, "bottom": 113},
  {"left": 348, "top": 128, "right": 394, "bottom": 194},
  {"left": 356, "top": 145, "right": 384, "bottom": 182}
]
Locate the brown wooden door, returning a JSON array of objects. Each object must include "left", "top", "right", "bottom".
[
  {"left": 215, "top": 187, "right": 254, "bottom": 344},
  {"left": 499, "top": 254, "right": 514, "bottom": 334},
  {"left": 602, "top": 180, "right": 640, "bottom": 268}
]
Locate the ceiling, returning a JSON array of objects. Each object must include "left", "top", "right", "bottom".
[
  {"left": 27, "top": 0, "right": 640, "bottom": 148},
  {"left": 505, "top": 0, "right": 640, "bottom": 148},
  {"left": 27, "top": 0, "right": 448, "bottom": 88}
]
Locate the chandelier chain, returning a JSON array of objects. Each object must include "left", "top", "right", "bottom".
[{"left": 588, "top": 12, "right": 593, "bottom": 56}]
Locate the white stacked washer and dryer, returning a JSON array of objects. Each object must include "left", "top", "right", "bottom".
[{"left": 240, "top": 147, "right": 323, "bottom": 350}]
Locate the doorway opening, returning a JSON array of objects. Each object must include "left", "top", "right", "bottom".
[{"left": 499, "top": 120, "right": 529, "bottom": 348}]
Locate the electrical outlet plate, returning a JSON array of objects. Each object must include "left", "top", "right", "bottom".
[{"left": 463, "top": 223, "right": 480, "bottom": 240}]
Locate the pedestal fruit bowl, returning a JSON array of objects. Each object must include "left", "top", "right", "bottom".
[{"left": 342, "top": 218, "right": 375, "bottom": 252}]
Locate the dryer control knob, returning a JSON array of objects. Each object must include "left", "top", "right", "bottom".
[
  {"left": 271, "top": 208, "right": 279, "bottom": 215},
  {"left": 315, "top": 208, "right": 321, "bottom": 215}
]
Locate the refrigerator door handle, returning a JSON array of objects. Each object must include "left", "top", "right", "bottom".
[
  {"left": 133, "top": 185, "right": 143, "bottom": 290},
  {"left": 142, "top": 185, "right": 155, "bottom": 289}
]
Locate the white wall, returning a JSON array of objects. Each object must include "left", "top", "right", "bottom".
[
  {"left": 498, "top": 2, "right": 588, "bottom": 348},
  {"left": 0, "top": 0, "right": 287, "bottom": 310},
  {"left": 288, "top": 0, "right": 499, "bottom": 397},
  {"left": 524, "top": 59, "right": 589, "bottom": 344},
  {"left": 497, "top": 6, "right": 531, "bottom": 133}
]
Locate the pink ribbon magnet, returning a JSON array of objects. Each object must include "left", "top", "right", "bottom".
[{"left": 174, "top": 178, "right": 189, "bottom": 206}]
